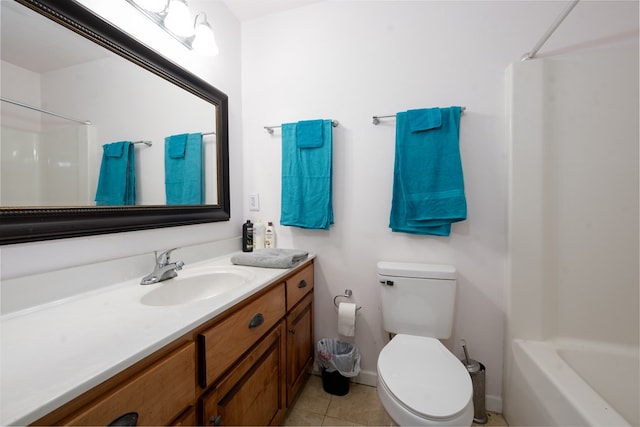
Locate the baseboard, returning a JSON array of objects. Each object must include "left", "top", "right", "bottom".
[
  {"left": 310, "top": 367, "right": 377, "bottom": 387},
  {"left": 351, "top": 369, "right": 377, "bottom": 387},
  {"left": 486, "top": 394, "right": 502, "bottom": 413}
]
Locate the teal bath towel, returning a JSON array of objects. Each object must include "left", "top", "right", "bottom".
[
  {"left": 281, "top": 119, "right": 334, "bottom": 230},
  {"left": 95, "top": 141, "right": 136, "bottom": 206},
  {"left": 389, "top": 107, "right": 466, "bottom": 236},
  {"left": 165, "top": 133, "right": 204, "bottom": 205}
]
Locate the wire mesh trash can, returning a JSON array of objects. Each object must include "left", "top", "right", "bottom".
[{"left": 463, "top": 359, "right": 487, "bottom": 424}]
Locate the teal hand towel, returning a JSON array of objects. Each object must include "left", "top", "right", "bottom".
[
  {"left": 389, "top": 106, "right": 466, "bottom": 236},
  {"left": 168, "top": 134, "right": 187, "bottom": 158},
  {"left": 95, "top": 141, "right": 136, "bottom": 206},
  {"left": 296, "top": 120, "right": 324, "bottom": 148},
  {"left": 281, "top": 119, "right": 333, "bottom": 230},
  {"left": 407, "top": 108, "right": 442, "bottom": 132},
  {"left": 165, "top": 133, "right": 203, "bottom": 205}
]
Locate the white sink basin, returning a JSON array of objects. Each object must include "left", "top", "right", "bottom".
[{"left": 140, "top": 266, "right": 255, "bottom": 306}]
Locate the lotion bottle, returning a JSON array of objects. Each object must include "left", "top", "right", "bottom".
[
  {"left": 264, "top": 222, "right": 276, "bottom": 248},
  {"left": 242, "top": 220, "right": 253, "bottom": 252}
]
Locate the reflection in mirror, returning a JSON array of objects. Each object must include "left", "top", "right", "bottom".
[
  {"left": 0, "top": 0, "right": 230, "bottom": 245},
  {"left": 1, "top": 0, "right": 217, "bottom": 207}
]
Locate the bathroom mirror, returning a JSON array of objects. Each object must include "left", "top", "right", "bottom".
[{"left": 0, "top": 0, "right": 230, "bottom": 244}]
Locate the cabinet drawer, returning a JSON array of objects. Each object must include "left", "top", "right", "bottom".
[
  {"left": 285, "top": 263, "right": 314, "bottom": 311},
  {"left": 62, "top": 343, "right": 195, "bottom": 426},
  {"left": 198, "top": 283, "right": 285, "bottom": 387}
]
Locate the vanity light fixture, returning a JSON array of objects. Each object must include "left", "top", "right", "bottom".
[
  {"left": 192, "top": 13, "right": 219, "bottom": 56},
  {"left": 163, "top": 0, "right": 193, "bottom": 37},
  {"left": 127, "top": 0, "right": 218, "bottom": 55}
]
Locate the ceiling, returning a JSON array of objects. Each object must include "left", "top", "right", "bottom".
[
  {"left": 1, "top": 1, "right": 110, "bottom": 73},
  {"left": 220, "top": 0, "right": 322, "bottom": 22}
]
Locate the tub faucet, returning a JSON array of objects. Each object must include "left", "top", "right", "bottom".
[{"left": 140, "top": 248, "right": 184, "bottom": 285}]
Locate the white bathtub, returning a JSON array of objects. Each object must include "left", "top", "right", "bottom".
[{"left": 506, "top": 339, "right": 639, "bottom": 426}]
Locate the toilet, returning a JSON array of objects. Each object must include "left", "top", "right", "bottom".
[{"left": 376, "top": 262, "right": 474, "bottom": 426}]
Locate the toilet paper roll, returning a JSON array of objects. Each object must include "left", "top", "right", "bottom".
[{"left": 338, "top": 302, "right": 357, "bottom": 336}]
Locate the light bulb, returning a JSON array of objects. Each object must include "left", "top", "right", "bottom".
[
  {"left": 192, "top": 16, "right": 218, "bottom": 56},
  {"left": 164, "top": 0, "right": 194, "bottom": 37}
]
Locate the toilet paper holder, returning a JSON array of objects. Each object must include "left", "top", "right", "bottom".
[{"left": 333, "top": 289, "right": 363, "bottom": 311}]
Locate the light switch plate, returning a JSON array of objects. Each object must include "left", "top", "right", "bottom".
[{"left": 249, "top": 193, "right": 260, "bottom": 211}]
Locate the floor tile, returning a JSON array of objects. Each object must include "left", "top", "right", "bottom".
[
  {"left": 281, "top": 408, "right": 325, "bottom": 426},
  {"left": 293, "top": 375, "right": 332, "bottom": 415},
  {"left": 284, "top": 374, "right": 508, "bottom": 427},
  {"left": 325, "top": 383, "right": 394, "bottom": 426},
  {"left": 473, "top": 412, "right": 508, "bottom": 426},
  {"left": 321, "top": 415, "right": 362, "bottom": 426}
]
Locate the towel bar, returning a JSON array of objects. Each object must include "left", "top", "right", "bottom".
[
  {"left": 264, "top": 120, "right": 339, "bottom": 134},
  {"left": 372, "top": 107, "right": 466, "bottom": 125},
  {"left": 132, "top": 140, "right": 152, "bottom": 146},
  {"left": 333, "top": 289, "right": 363, "bottom": 311}
]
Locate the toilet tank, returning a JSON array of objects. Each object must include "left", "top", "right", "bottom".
[{"left": 378, "top": 261, "right": 457, "bottom": 339}]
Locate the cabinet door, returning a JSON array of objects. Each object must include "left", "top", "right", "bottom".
[
  {"left": 170, "top": 406, "right": 197, "bottom": 426},
  {"left": 201, "top": 323, "right": 286, "bottom": 426},
  {"left": 286, "top": 292, "right": 314, "bottom": 405}
]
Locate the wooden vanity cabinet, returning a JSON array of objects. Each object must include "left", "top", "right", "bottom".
[
  {"left": 32, "top": 260, "right": 315, "bottom": 427},
  {"left": 199, "top": 262, "right": 315, "bottom": 425}
]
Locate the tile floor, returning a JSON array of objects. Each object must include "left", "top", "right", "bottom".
[{"left": 281, "top": 374, "right": 508, "bottom": 426}]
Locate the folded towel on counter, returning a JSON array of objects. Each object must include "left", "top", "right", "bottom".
[
  {"left": 95, "top": 141, "right": 136, "bottom": 206},
  {"left": 165, "top": 133, "right": 203, "bottom": 205},
  {"left": 231, "top": 249, "right": 309, "bottom": 269},
  {"left": 389, "top": 106, "right": 466, "bottom": 236},
  {"left": 281, "top": 120, "right": 334, "bottom": 230}
]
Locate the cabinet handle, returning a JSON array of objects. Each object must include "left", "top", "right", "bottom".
[
  {"left": 248, "top": 313, "right": 264, "bottom": 329},
  {"left": 289, "top": 328, "right": 296, "bottom": 334},
  {"left": 108, "top": 412, "right": 139, "bottom": 426},
  {"left": 209, "top": 415, "right": 222, "bottom": 426},
  {"left": 298, "top": 279, "right": 307, "bottom": 289}
]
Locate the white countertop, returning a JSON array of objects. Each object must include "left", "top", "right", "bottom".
[{"left": 1, "top": 253, "right": 312, "bottom": 426}]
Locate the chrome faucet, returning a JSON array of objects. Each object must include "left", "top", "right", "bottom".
[{"left": 140, "top": 248, "right": 184, "bottom": 285}]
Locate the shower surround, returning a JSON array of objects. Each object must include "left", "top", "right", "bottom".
[{"left": 504, "top": 44, "right": 639, "bottom": 426}]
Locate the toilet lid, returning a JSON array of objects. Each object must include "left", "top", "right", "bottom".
[{"left": 377, "top": 334, "right": 473, "bottom": 420}]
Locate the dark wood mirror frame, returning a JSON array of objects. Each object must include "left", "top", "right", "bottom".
[{"left": 0, "top": 0, "right": 230, "bottom": 245}]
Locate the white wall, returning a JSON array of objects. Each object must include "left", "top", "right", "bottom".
[{"left": 240, "top": 0, "right": 639, "bottom": 410}]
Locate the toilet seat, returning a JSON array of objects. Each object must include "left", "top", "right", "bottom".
[{"left": 377, "top": 334, "right": 473, "bottom": 422}]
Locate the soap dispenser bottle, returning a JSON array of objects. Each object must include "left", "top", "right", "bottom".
[{"left": 242, "top": 220, "right": 254, "bottom": 252}]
